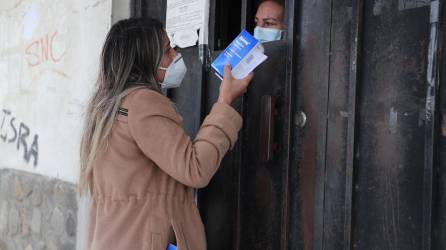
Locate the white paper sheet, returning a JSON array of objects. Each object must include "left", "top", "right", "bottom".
[
  {"left": 231, "top": 44, "right": 267, "bottom": 79},
  {"left": 166, "top": 0, "right": 209, "bottom": 48}
]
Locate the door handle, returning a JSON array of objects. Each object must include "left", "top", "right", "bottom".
[
  {"left": 294, "top": 111, "right": 307, "bottom": 128},
  {"left": 259, "top": 95, "right": 275, "bottom": 162}
]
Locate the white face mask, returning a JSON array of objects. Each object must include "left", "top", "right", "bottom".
[
  {"left": 159, "top": 53, "right": 187, "bottom": 89},
  {"left": 254, "top": 26, "right": 283, "bottom": 43}
]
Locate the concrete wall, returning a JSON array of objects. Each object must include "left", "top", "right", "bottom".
[{"left": 0, "top": 0, "right": 116, "bottom": 249}]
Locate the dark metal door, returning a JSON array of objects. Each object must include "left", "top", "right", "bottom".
[
  {"left": 199, "top": 40, "right": 294, "bottom": 250},
  {"left": 301, "top": 0, "right": 446, "bottom": 249},
  {"left": 238, "top": 41, "right": 289, "bottom": 250},
  {"left": 352, "top": 2, "right": 431, "bottom": 249},
  {"left": 196, "top": 1, "right": 303, "bottom": 249}
]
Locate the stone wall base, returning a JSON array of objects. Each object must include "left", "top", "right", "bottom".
[{"left": 0, "top": 168, "right": 77, "bottom": 250}]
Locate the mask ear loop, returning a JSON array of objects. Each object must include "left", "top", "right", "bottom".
[{"left": 159, "top": 53, "right": 182, "bottom": 71}]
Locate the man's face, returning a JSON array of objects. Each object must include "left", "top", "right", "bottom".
[{"left": 255, "top": 1, "right": 284, "bottom": 30}]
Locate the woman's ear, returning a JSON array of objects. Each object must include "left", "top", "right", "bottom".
[{"left": 156, "top": 67, "right": 166, "bottom": 83}]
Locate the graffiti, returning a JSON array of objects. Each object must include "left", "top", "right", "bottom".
[
  {"left": 0, "top": 109, "right": 39, "bottom": 167},
  {"left": 25, "top": 31, "right": 66, "bottom": 67}
]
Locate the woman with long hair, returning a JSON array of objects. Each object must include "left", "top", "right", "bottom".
[{"left": 79, "top": 17, "right": 252, "bottom": 250}]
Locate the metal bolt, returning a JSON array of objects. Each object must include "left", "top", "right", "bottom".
[{"left": 294, "top": 111, "right": 307, "bottom": 128}]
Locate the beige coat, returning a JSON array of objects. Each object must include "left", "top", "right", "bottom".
[{"left": 86, "top": 88, "right": 242, "bottom": 250}]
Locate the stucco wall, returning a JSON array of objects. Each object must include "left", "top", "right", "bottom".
[{"left": 0, "top": 0, "right": 112, "bottom": 183}]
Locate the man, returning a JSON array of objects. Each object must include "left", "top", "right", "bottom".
[{"left": 254, "top": 0, "right": 285, "bottom": 42}]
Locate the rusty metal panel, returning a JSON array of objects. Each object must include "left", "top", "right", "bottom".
[{"left": 352, "top": 1, "right": 431, "bottom": 249}]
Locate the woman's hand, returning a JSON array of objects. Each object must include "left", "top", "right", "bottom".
[{"left": 217, "top": 65, "right": 254, "bottom": 105}]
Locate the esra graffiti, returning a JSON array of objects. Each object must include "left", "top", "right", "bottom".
[{"left": 0, "top": 109, "right": 39, "bottom": 167}]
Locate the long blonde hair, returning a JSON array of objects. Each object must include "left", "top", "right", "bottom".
[{"left": 79, "top": 18, "right": 164, "bottom": 195}]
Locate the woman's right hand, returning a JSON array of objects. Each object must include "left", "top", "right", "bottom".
[{"left": 217, "top": 65, "right": 254, "bottom": 105}]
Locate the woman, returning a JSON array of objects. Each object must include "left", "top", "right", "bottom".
[{"left": 79, "top": 18, "right": 252, "bottom": 250}]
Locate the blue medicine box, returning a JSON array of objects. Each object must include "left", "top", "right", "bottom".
[{"left": 211, "top": 30, "right": 260, "bottom": 79}]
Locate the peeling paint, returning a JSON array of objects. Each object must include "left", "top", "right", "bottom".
[
  {"left": 373, "top": 0, "right": 383, "bottom": 16},
  {"left": 424, "top": 1, "right": 439, "bottom": 123},
  {"left": 425, "top": 95, "right": 434, "bottom": 121},
  {"left": 339, "top": 110, "right": 349, "bottom": 118},
  {"left": 389, "top": 107, "right": 398, "bottom": 134},
  {"left": 398, "top": 0, "right": 430, "bottom": 11},
  {"left": 430, "top": 1, "right": 439, "bottom": 23}
]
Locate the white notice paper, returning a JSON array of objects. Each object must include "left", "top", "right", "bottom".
[{"left": 166, "top": 0, "right": 209, "bottom": 48}]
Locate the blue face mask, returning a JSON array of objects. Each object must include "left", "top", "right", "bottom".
[{"left": 254, "top": 26, "right": 283, "bottom": 43}]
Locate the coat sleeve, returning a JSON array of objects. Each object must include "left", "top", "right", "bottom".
[{"left": 127, "top": 89, "right": 242, "bottom": 188}]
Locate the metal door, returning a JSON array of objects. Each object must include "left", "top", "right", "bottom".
[
  {"left": 199, "top": 40, "right": 295, "bottom": 250},
  {"left": 300, "top": 0, "right": 446, "bottom": 249}
]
